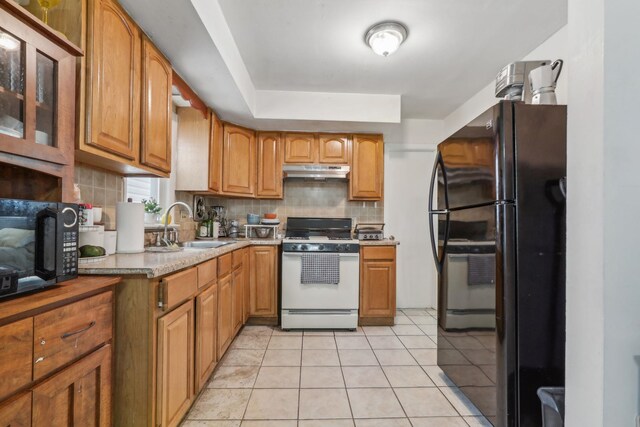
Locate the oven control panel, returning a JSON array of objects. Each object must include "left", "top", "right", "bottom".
[{"left": 282, "top": 242, "right": 359, "bottom": 253}]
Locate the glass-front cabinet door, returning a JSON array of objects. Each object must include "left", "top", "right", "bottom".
[{"left": 0, "top": 7, "right": 80, "bottom": 166}]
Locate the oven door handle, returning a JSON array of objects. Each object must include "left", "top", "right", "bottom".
[{"left": 282, "top": 252, "right": 360, "bottom": 258}]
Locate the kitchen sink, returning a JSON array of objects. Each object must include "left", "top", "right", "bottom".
[{"left": 181, "top": 240, "right": 237, "bottom": 249}]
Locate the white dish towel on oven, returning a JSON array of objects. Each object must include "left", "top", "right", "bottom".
[{"left": 301, "top": 253, "right": 340, "bottom": 285}]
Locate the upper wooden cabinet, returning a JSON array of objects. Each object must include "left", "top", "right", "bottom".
[
  {"left": 209, "top": 112, "right": 223, "bottom": 193},
  {"left": 86, "top": 0, "right": 140, "bottom": 161},
  {"left": 257, "top": 132, "right": 283, "bottom": 199},
  {"left": 175, "top": 107, "right": 214, "bottom": 193},
  {"left": 222, "top": 124, "right": 256, "bottom": 197},
  {"left": 318, "top": 134, "right": 350, "bottom": 164},
  {"left": 0, "top": 3, "right": 82, "bottom": 201},
  {"left": 350, "top": 134, "right": 384, "bottom": 201},
  {"left": 140, "top": 36, "right": 172, "bottom": 173},
  {"left": 284, "top": 132, "right": 316, "bottom": 163},
  {"left": 71, "top": 0, "right": 172, "bottom": 177}
]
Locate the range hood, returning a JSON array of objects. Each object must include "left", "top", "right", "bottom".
[{"left": 283, "top": 164, "right": 350, "bottom": 180}]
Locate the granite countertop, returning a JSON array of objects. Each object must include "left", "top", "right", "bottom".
[
  {"left": 78, "top": 238, "right": 281, "bottom": 278},
  {"left": 358, "top": 238, "right": 400, "bottom": 246}
]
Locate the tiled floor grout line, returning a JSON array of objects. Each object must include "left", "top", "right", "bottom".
[{"left": 333, "top": 331, "right": 355, "bottom": 424}]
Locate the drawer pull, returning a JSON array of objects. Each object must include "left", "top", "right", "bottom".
[
  {"left": 61, "top": 321, "right": 96, "bottom": 339},
  {"left": 35, "top": 356, "right": 45, "bottom": 364}
]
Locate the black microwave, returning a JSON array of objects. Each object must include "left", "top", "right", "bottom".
[{"left": 0, "top": 198, "right": 79, "bottom": 299}]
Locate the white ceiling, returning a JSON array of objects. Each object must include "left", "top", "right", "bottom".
[
  {"left": 217, "top": 0, "right": 567, "bottom": 118},
  {"left": 119, "top": 0, "right": 566, "bottom": 131}
]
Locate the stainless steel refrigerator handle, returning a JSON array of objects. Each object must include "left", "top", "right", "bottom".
[
  {"left": 428, "top": 151, "right": 449, "bottom": 213},
  {"left": 428, "top": 212, "right": 450, "bottom": 273}
]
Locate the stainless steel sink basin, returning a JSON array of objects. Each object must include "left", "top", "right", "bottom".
[
  {"left": 146, "top": 245, "right": 184, "bottom": 253},
  {"left": 181, "top": 240, "right": 236, "bottom": 249}
]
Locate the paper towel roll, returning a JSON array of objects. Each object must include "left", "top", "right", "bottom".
[{"left": 116, "top": 202, "right": 145, "bottom": 253}]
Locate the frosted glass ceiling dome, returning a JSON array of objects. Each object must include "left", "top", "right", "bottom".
[{"left": 365, "top": 21, "right": 408, "bottom": 57}]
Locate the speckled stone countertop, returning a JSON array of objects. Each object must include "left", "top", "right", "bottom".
[
  {"left": 78, "top": 238, "right": 281, "bottom": 278},
  {"left": 358, "top": 239, "right": 400, "bottom": 246}
]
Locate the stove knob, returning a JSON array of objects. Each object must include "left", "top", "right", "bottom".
[
  {"left": 336, "top": 244, "right": 344, "bottom": 252},
  {"left": 301, "top": 244, "right": 308, "bottom": 251},
  {"left": 318, "top": 244, "right": 325, "bottom": 251}
]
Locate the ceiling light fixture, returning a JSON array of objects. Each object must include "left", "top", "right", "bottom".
[
  {"left": 0, "top": 32, "right": 19, "bottom": 51},
  {"left": 365, "top": 21, "right": 408, "bottom": 57}
]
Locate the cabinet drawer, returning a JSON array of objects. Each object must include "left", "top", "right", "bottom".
[
  {"left": 161, "top": 267, "right": 198, "bottom": 311},
  {"left": 34, "top": 291, "right": 112, "bottom": 380},
  {"left": 218, "top": 253, "right": 232, "bottom": 277},
  {"left": 232, "top": 250, "right": 243, "bottom": 269},
  {"left": 361, "top": 246, "right": 396, "bottom": 260},
  {"left": 0, "top": 318, "right": 33, "bottom": 401},
  {"left": 197, "top": 258, "right": 218, "bottom": 289}
]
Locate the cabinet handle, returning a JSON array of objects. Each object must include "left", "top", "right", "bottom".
[
  {"left": 35, "top": 356, "right": 45, "bottom": 364},
  {"left": 61, "top": 321, "right": 96, "bottom": 339}
]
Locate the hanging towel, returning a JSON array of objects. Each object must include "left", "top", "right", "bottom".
[
  {"left": 467, "top": 254, "right": 495, "bottom": 286},
  {"left": 301, "top": 253, "right": 340, "bottom": 285}
]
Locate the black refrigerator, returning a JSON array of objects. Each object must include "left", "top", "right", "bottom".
[{"left": 428, "top": 101, "right": 566, "bottom": 426}]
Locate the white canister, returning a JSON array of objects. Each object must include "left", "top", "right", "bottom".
[
  {"left": 212, "top": 221, "right": 220, "bottom": 239},
  {"left": 79, "top": 225, "right": 105, "bottom": 248},
  {"left": 103, "top": 230, "right": 117, "bottom": 255}
]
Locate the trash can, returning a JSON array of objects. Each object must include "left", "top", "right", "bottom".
[{"left": 537, "top": 387, "right": 565, "bottom": 427}]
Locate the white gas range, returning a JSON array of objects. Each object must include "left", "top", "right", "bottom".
[{"left": 281, "top": 217, "right": 360, "bottom": 330}]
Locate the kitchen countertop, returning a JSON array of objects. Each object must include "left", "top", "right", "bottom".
[
  {"left": 78, "top": 238, "right": 281, "bottom": 278},
  {"left": 78, "top": 237, "right": 399, "bottom": 278}
]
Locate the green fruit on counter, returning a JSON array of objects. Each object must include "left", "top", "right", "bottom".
[{"left": 79, "top": 245, "right": 106, "bottom": 257}]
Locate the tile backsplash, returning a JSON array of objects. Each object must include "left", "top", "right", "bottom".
[
  {"left": 203, "top": 180, "right": 384, "bottom": 229},
  {"left": 74, "top": 162, "right": 124, "bottom": 229}
]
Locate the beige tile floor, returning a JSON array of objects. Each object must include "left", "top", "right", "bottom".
[{"left": 181, "top": 308, "right": 492, "bottom": 427}]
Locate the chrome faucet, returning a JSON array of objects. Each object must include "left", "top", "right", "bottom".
[{"left": 162, "top": 202, "right": 193, "bottom": 245}]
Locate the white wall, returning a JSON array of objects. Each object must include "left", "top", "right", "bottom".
[{"left": 565, "top": 0, "right": 640, "bottom": 425}]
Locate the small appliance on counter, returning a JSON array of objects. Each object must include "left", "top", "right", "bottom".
[
  {"left": 0, "top": 198, "right": 79, "bottom": 299},
  {"left": 355, "top": 223, "right": 385, "bottom": 240}
]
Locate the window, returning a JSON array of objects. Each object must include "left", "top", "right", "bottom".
[{"left": 125, "top": 177, "right": 160, "bottom": 203}]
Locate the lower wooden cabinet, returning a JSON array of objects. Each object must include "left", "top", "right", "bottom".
[
  {"left": 195, "top": 284, "right": 217, "bottom": 393},
  {"left": 0, "top": 392, "right": 31, "bottom": 427},
  {"left": 243, "top": 248, "right": 251, "bottom": 323},
  {"left": 0, "top": 318, "right": 33, "bottom": 402},
  {"left": 232, "top": 262, "right": 245, "bottom": 335},
  {"left": 359, "top": 246, "right": 397, "bottom": 325},
  {"left": 157, "top": 301, "right": 194, "bottom": 427},
  {"left": 249, "top": 246, "right": 278, "bottom": 318},
  {"left": 217, "top": 273, "right": 233, "bottom": 359},
  {"left": 32, "top": 344, "right": 112, "bottom": 427}
]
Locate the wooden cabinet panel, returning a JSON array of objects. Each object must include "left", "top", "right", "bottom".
[
  {"left": 88, "top": 0, "right": 141, "bottom": 161},
  {"left": 257, "top": 132, "right": 283, "bottom": 199},
  {"left": 318, "top": 134, "right": 350, "bottom": 164},
  {"left": 140, "top": 37, "right": 172, "bottom": 173},
  {"left": 209, "top": 112, "right": 223, "bottom": 193},
  {"left": 350, "top": 134, "right": 384, "bottom": 200},
  {"left": 249, "top": 246, "right": 277, "bottom": 317},
  {"left": 360, "top": 246, "right": 396, "bottom": 319},
  {"left": 0, "top": 318, "right": 32, "bottom": 401},
  {"left": 218, "top": 253, "right": 233, "bottom": 278},
  {"left": 175, "top": 107, "right": 213, "bottom": 192},
  {"left": 33, "top": 292, "right": 112, "bottom": 380},
  {"left": 195, "top": 284, "right": 217, "bottom": 393},
  {"left": 217, "top": 274, "right": 233, "bottom": 359},
  {"left": 284, "top": 133, "right": 317, "bottom": 163},
  {"left": 243, "top": 248, "right": 250, "bottom": 323},
  {"left": 0, "top": 392, "right": 31, "bottom": 427},
  {"left": 222, "top": 124, "right": 256, "bottom": 196},
  {"left": 32, "top": 344, "right": 112, "bottom": 427},
  {"left": 161, "top": 267, "right": 198, "bottom": 311},
  {"left": 232, "top": 265, "right": 244, "bottom": 334},
  {"left": 197, "top": 258, "right": 218, "bottom": 289},
  {"left": 157, "top": 301, "right": 194, "bottom": 427}
]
